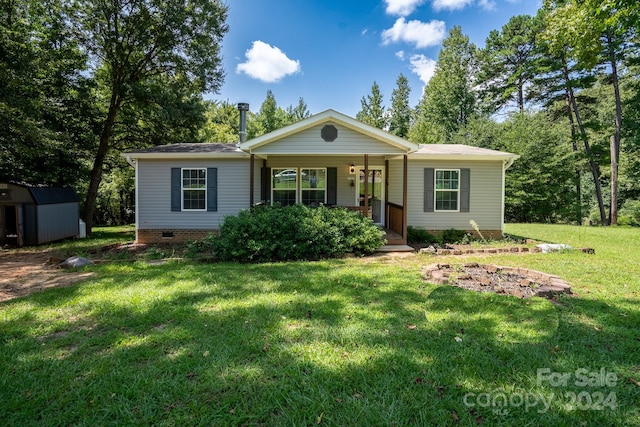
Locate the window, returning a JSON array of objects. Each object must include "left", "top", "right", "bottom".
[
  {"left": 272, "top": 168, "right": 298, "bottom": 206},
  {"left": 301, "top": 168, "right": 326, "bottom": 206},
  {"left": 435, "top": 169, "right": 459, "bottom": 211},
  {"left": 182, "top": 168, "right": 206, "bottom": 210}
]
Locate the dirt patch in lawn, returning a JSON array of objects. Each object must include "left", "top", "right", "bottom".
[
  {"left": 0, "top": 250, "right": 95, "bottom": 303},
  {"left": 423, "top": 262, "right": 572, "bottom": 299}
]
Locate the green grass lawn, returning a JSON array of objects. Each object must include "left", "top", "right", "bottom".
[{"left": 1, "top": 224, "right": 639, "bottom": 425}]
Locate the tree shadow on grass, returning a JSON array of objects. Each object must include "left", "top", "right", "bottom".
[{"left": 0, "top": 260, "right": 638, "bottom": 425}]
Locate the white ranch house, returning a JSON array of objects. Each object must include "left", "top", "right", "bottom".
[{"left": 123, "top": 108, "right": 517, "bottom": 246}]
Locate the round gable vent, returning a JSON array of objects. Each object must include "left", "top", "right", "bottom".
[{"left": 321, "top": 125, "right": 338, "bottom": 142}]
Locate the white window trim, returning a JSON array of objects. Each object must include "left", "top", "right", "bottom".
[
  {"left": 271, "top": 167, "right": 299, "bottom": 205},
  {"left": 181, "top": 167, "right": 207, "bottom": 212},
  {"left": 301, "top": 167, "right": 327, "bottom": 206},
  {"left": 434, "top": 168, "right": 460, "bottom": 213}
]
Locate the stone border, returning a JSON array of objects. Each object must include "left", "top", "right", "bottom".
[
  {"left": 422, "top": 262, "right": 572, "bottom": 298},
  {"left": 420, "top": 246, "right": 536, "bottom": 256},
  {"left": 419, "top": 246, "right": 595, "bottom": 256}
]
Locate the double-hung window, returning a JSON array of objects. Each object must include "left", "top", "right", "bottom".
[
  {"left": 272, "top": 168, "right": 298, "bottom": 206},
  {"left": 301, "top": 168, "right": 326, "bottom": 206},
  {"left": 435, "top": 169, "right": 459, "bottom": 212},
  {"left": 182, "top": 168, "right": 206, "bottom": 210}
]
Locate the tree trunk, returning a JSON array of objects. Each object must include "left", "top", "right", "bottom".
[
  {"left": 562, "top": 58, "right": 607, "bottom": 225},
  {"left": 83, "top": 93, "right": 122, "bottom": 233},
  {"left": 607, "top": 33, "right": 622, "bottom": 225},
  {"left": 565, "top": 91, "right": 581, "bottom": 224}
]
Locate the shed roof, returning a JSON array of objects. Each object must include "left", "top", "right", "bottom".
[{"left": 28, "top": 186, "right": 78, "bottom": 205}]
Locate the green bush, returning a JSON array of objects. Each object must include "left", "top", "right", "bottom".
[
  {"left": 618, "top": 200, "right": 640, "bottom": 226},
  {"left": 407, "top": 226, "right": 436, "bottom": 245},
  {"left": 191, "top": 205, "right": 385, "bottom": 262},
  {"left": 440, "top": 228, "right": 467, "bottom": 244}
]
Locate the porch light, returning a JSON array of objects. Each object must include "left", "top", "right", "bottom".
[{"left": 349, "top": 164, "right": 355, "bottom": 174}]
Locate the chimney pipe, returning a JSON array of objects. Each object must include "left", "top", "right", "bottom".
[{"left": 237, "top": 102, "right": 249, "bottom": 143}]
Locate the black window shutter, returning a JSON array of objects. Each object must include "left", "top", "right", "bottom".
[
  {"left": 460, "top": 168, "right": 470, "bottom": 212},
  {"left": 326, "top": 167, "right": 337, "bottom": 205},
  {"left": 424, "top": 168, "right": 434, "bottom": 212},
  {"left": 207, "top": 168, "right": 217, "bottom": 212},
  {"left": 261, "top": 167, "right": 271, "bottom": 202},
  {"left": 171, "top": 168, "right": 181, "bottom": 211}
]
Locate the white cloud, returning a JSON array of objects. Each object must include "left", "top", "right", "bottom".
[
  {"left": 384, "top": 0, "right": 427, "bottom": 16},
  {"left": 409, "top": 54, "right": 437, "bottom": 85},
  {"left": 477, "top": 0, "right": 496, "bottom": 10},
  {"left": 396, "top": 50, "right": 405, "bottom": 60},
  {"left": 236, "top": 40, "right": 300, "bottom": 83},
  {"left": 432, "top": 0, "right": 473, "bottom": 11},
  {"left": 362, "top": 28, "right": 369, "bottom": 36},
  {"left": 381, "top": 18, "right": 446, "bottom": 49}
]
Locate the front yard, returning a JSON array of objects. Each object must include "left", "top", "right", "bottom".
[{"left": 0, "top": 224, "right": 639, "bottom": 425}]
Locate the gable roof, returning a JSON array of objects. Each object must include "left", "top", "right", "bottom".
[{"left": 238, "top": 109, "right": 419, "bottom": 153}]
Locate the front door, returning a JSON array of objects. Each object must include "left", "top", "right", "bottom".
[{"left": 355, "top": 167, "right": 384, "bottom": 225}]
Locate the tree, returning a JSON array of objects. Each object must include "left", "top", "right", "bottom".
[
  {"left": 0, "top": 0, "right": 97, "bottom": 186},
  {"left": 411, "top": 26, "right": 478, "bottom": 144},
  {"left": 388, "top": 74, "right": 411, "bottom": 138},
  {"left": 286, "top": 97, "right": 311, "bottom": 123},
  {"left": 200, "top": 100, "right": 241, "bottom": 143},
  {"left": 542, "top": 0, "right": 637, "bottom": 224},
  {"left": 356, "top": 81, "right": 387, "bottom": 129},
  {"left": 76, "top": 0, "right": 229, "bottom": 232},
  {"left": 251, "top": 90, "right": 287, "bottom": 137},
  {"left": 477, "top": 15, "right": 541, "bottom": 114},
  {"left": 499, "top": 112, "right": 576, "bottom": 222}
]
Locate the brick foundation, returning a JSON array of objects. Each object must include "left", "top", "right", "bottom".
[
  {"left": 426, "top": 230, "right": 504, "bottom": 240},
  {"left": 137, "top": 229, "right": 219, "bottom": 244}
]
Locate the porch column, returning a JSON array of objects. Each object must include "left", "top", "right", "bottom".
[
  {"left": 384, "top": 159, "right": 389, "bottom": 228},
  {"left": 364, "top": 154, "right": 369, "bottom": 217},
  {"left": 249, "top": 154, "right": 254, "bottom": 207},
  {"left": 402, "top": 154, "right": 408, "bottom": 242}
]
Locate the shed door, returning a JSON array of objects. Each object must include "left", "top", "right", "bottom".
[{"left": 16, "top": 205, "right": 24, "bottom": 247}]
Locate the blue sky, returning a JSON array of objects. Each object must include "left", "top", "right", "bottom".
[{"left": 210, "top": 0, "right": 542, "bottom": 117}]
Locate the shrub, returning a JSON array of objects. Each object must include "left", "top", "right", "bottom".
[
  {"left": 191, "top": 205, "right": 385, "bottom": 262},
  {"left": 618, "top": 200, "right": 640, "bottom": 226},
  {"left": 407, "top": 226, "right": 436, "bottom": 245},
  {"left": 440, "top": 228, "right": 467, "bottom": 244}
]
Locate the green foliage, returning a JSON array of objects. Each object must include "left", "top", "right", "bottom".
[
  {"left": 618, "top": 199, "right": 640, "bottom": 226},
  {"left": 406, "top": 226, "right": 436, "bottom": 245},
  {"left": 440, "top": 228, "right": 467, "bottom": 244},
  {"left": 248, "top": 92, "right": 311, "bottom": 138},
  {"left": 388, "top": 74, "right": 411, "bottom": 138},
  {"left": 356, "top": 81, "right": 387, "bottom": 129},
  {"left": 411, "top": 26, "right": 478, "bottom": 144},
  {"left": 477, "top": 14, "right": 541, "bottom": 114},
  {"left": 193, "top": 205, "right": 385, "bottom": 262}
]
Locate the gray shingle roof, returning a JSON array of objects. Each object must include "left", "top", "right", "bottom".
[{"left": 126, "top": 143, "right": 241, "bottom": 154}]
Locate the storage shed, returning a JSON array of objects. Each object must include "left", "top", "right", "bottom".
[{"left": 0, "top": 182, "right": 80, "bottom": 247}]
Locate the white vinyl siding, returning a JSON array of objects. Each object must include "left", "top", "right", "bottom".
[
  {"left": 251, "top": 123, "right": 408, "bottom": 155},
  {"left": 137, "top": 159, "right": 250, "bottom": 229},
  {"left": 388, "top": 159, "right": 504, "bottom": 231}
]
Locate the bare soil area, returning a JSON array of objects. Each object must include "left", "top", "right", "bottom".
[{"left": 0, "top": 250, "right": 95, "bottom": 303}]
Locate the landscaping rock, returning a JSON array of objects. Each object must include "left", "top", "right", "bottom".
[{"left": 59, "top": 256, "right": 94, "bottom": 269}]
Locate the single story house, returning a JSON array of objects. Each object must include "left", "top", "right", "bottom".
[{"left": 123, "top": 107, "right": 518, "bottom": 246}]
